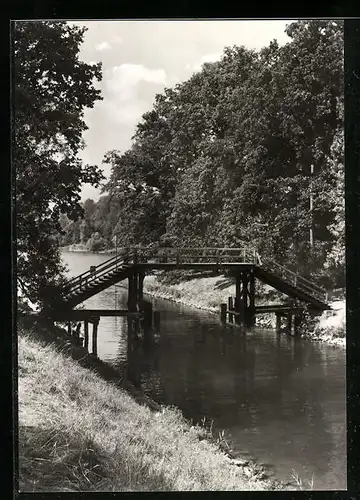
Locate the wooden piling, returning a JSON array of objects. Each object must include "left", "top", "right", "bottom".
[
  {"left": 84, "top": 321, "right": 89, "bottom": 350},
  {"left": 235, "top": 275, "right": 241, "bottom": 302},
  {"left": 67, "top": 322, "right": 71, "bottom": 336},
  {"left": 234, "top": 297, "right": 245, "bottom": 326},
  {"left": 228, "top": 296, "right": 233, "bottom": 311},
  {"left": 74, "top": 322, "right": 81, "bottom": 343},
  {"left": 92, "top": 318, "right": 99, "bottom": 356},
  {"left": 138, "top": 272, "right": 145, "bottom": 302},
  {"left": 220, "top": 303, "right": 227, "bottom": 323},
  {"left": 128, "top": 274, "right": 137, "bottom": 311}
]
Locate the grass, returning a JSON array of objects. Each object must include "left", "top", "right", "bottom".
[
  {"left": 18, "top": 324, "right": 288, "bottom": 492},
  {"left": 291, "top": 469, "right": 315, "bottom": 490},
  {"left": 144, "top": 274, "right": 276, "bottom": 314}
]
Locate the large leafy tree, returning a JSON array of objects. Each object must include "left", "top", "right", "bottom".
[
  {"left": 14, "top": 21, "right": 104, "bottom": 307},
  {"left": 85, "top": 20, "right": 344, "bottom": 286}
]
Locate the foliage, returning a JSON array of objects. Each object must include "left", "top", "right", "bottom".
[
  {"left": 14, "top": 21, "right": 104, "bottom": 306},
  {"left": 86, "top": 232, "right": 107, "bottom": 252},
  {"left": 62, "top": 20, "right": 344, "bottom": 288}
]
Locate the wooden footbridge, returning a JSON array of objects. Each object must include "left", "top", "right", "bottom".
[{"left": 45, "top": 247, "right": 330, "bottom": 341}]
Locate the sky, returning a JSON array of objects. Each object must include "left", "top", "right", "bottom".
[{"left": 73, "top": 20, "right": 294, "bottom": 201}]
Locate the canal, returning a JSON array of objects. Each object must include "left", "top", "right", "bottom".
[{"left": 61, "top": 251, "right": 347, "bottom": 490}]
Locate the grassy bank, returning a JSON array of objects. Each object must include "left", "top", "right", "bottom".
[
  {"left": 143, "top": 273, "right": 345, "bottom": 347},
  {"left": 304, "top": 299, "right": 346, "bottom": 348},
  {"left": 18, "top": 321, "right": 289, "bottom": 492}
]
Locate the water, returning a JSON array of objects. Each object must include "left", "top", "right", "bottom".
[{"left": 61, "top": 251, "right": 347, "bottom": 490}]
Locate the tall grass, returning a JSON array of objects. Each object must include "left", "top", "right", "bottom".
[
  {"left": 291, "top": 469, "right": 315, "bottom": 490},
  {"left": 18, "top": 327, "right": 287, "bottom": 492}
]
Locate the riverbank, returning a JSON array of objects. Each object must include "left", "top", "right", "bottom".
[
  {"left": 142, "top": 273, "right": 346, "bottom": 348},
  {"left": 18, "top": 318, "right": 290, "bottom": 492},
  {"left": 60, "top": 244, "right": 117, "bottom": 254}
]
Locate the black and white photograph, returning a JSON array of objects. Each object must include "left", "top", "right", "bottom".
[{"left": 15, "top": 19, "right": 346, "bottom": 492}]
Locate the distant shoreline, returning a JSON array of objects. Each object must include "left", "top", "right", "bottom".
[{"left": 60, "top": 244, "right": 117, "bottom": 254}]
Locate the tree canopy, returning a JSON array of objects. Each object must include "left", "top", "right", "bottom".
[
  {"left": 15, "top": 21, "right": 104, "bottom": 306},
  {"left": 62, "top": 20, "right": 344, "bottom": 288}
]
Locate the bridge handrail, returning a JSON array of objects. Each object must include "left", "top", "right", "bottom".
[
  {"left": 60, "top": 246, "right": 258, "bottom": 298},
  {"left": 60, "top": 246, "right": 328, "bottom": 304},
  {"left": 61, "top": 251, "right": 130, "bottom": 294},
  {"left": 260, "top": 257, "right": 327, "bottom": 302},
  {"left": 63, "top": 252, "right": 124, "bottom": 287},
  {"left": 64, "top": 260, "right": 130, "bottom": 297}
]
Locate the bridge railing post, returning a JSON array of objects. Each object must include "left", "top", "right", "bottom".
[
  {"left": 133, "top": 249, "right": 138, "bottom": 264},
  {"left": 216, "top": 249, "right": 220, "bottom": 265}
]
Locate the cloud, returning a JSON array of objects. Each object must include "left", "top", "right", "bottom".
[
  {"left": 96, "top": 41, "right": 112, "bottom": 51},
  {"left": 104, "top": 64, "right": 167, "bottom": 125},
  {"left": 106, "top": 64, "right": 167, "bottom": 101},
  {"left": 103, "top": 100, "right": 151, "bottom": 126},
  {"left": 187, "top": 52, "right": 222, "bottom": 72}
]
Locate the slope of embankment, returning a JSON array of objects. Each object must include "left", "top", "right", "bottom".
[{"left": 17, "top": 319, "right": 289, "bottom": 492}]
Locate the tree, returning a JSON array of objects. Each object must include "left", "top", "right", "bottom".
[
  {"left": 97, "top": 20, "right": 344, "bottom": 285},
  {"left": 86, "top": 232, "right": 107, "bottom": 252},
  {"left": 14, "top": 21, "right": 104, "bottom": 307}
]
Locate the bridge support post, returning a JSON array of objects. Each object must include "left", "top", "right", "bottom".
[
  {"left": 234, "top": 270, "right": 256, "bottom": 327},
  {"left": 220, "top": 303, "right": 227, "bottom": 323},
  {"left": 92, "top": 317, "right": 99, "bottom": 356},
  {"left": 128, "top": 271, "right": 145, "bottom": 311},
  {"left": 84, "top": 321, "right": 89, "bottom": 350},
  {"left": 228, "top": 297, "right": 233, "bottom": 311},
  {"left": 137, "top": 272, "right": 145, "bottom": 302},
  {"left": 128, "top": 273, "right": 137, "bottom": 311}
]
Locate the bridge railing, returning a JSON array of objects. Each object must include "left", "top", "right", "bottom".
[
  {"left": 61, "top": 251, "right": 129, "bottom": 296},
  {"left": 60, "top": 246, "right": 260, "bottom": 299},
  {"left": 259, "top": 256, "right": 328, "bottom": 303},
  {"left": 131, "top": 246, "right": 260, "bottom": 264},
  {"left": 60, "top": 246, "right": 328, "bottom": 304}
]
